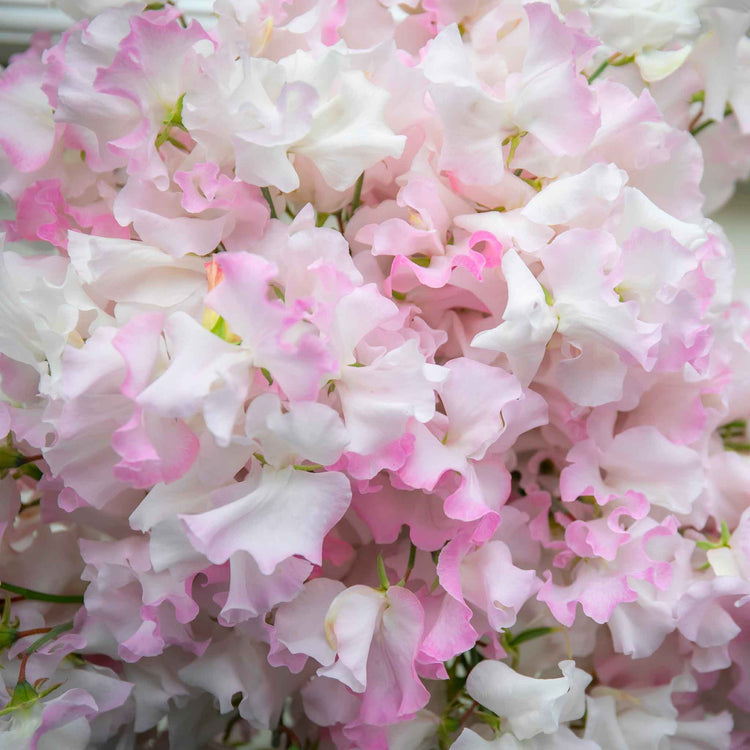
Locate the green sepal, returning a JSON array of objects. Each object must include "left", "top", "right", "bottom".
[
  {"left": 210, "top": 316, "right": 228, "bottom": 339},
  {"left": 504, "top": 130, "right": 527, "bottom": 167},
  {"left": 0, "top": 680, "right": 37, "bottom": 716},
  {"left": 476, "top": 709, "right": 501, "bottom": 731},
  {"left": 723, "top": 441, "right": 750, "bottom": 454},
  {"left": 719, "top": 419, "right": 746, "bottom": 439},
  {"left": 155, "top": 93, "right": 186, "bottom": 147},
  {"left": 13, "top": 463, "right": 43, "bottom": 482},
  {"left": 0, "top": 446, "right": 28, "bottom": 471},
  {"left": 0, "top": 679, "right": 61, "bottom": 717},
  {"left": 696, "top": 521, "right": 732, "bottom": 551},
  {"left": 0, "top": 622, "right": 18, "bottom": 650}
]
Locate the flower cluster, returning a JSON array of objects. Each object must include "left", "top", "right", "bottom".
[{"left": 0, "top": 0, "right": 749, "bottom": 748}]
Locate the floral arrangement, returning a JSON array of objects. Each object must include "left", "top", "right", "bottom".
[{"left": 0, "top": 0, "right": 750, "bottom": 747}]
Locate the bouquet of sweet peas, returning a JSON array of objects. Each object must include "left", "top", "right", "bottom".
[{"left": 1, "top": 0, "right": 750, "bottom": 747}]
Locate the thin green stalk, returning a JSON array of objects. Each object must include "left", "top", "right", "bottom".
[
  {"left": 25, "top": 621, "right": 75, "bottom": 654},
  {"left": 587, "top": 59, "right": 609, "bottom": 84},
  {"left": 0, "top": 583, "right": 83, "bottom": 604},
  {"left": 350, "top": 173, "right": 364, "bottom": 215},
  {"left": 261, "top": 187, "right": 278, "bottom": 219},
  {"left": 690, "top": 118, "right": 716, "bottom": 137},
  {"left": 377, "top": 554, "right": 390, "bottom": 590}
]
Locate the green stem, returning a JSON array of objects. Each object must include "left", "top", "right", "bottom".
[
  {"left": 724, "top": 440, "right": 750, "bottom": 453},
  {"left": 508, "top": 626, "right": 560, "bottom": 648},
  {"left": 261, "top": 187, "right": 278, "bottom": 219},
  {"left": 398, "top": 543, "right": 417, "bottom": 586},
  {"left": 165, "top": 135, "right": 189, "bottom": 152},
  {"left": 350, "top": 172, "right": 364, "bottom": 215},
  {"left": 166, "top": 0, "right": 188, "bottom": 27},
  {"left": 690, "top": 118, "right": 716, "bottom": 137},
  {"left": 587, "top": 59, "right": 609, "bottom": 84},
  {"left": 611, "top": 54, "right": 635, "bottom": 67},
  {"left": 377, "top": 554, "right": 390, "bottom": 590},
  {"left": 0, "top": 583, "right": 84, "bottom": 604},
  {"left": 25, "top": 622, "right": 75, "bottom": 654}
]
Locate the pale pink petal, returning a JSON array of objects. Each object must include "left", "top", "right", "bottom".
[{"left": 182, "top": 466, "right": 351, "bottom": 573}]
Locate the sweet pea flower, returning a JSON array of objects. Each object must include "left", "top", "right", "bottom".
[{"left": 0, "top": 0, "right": 748, "bottom": 744}]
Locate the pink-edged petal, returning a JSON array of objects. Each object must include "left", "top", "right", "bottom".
[
  {"left": 182, "top": 466, "right": 351, "bottom": 574},
  {"left": 0, "top": 52, "right": 55, "bottom": 172},
  {"left": 207, "top": 252, "right": 334, "bottom": 400}
]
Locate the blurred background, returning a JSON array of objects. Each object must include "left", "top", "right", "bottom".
[{"left": 0, "top": 0, "right": 748, "bottom": 292}]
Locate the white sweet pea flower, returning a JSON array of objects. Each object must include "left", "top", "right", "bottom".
[
  {"left": 465, "top": 659, "right": 591, "bottom": 741},
  {"left": 471, "top": 249, "right": 557, "bottom": 387},
  {"left": 453, "top": 726, "right": 599, "bottom": 749}
]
